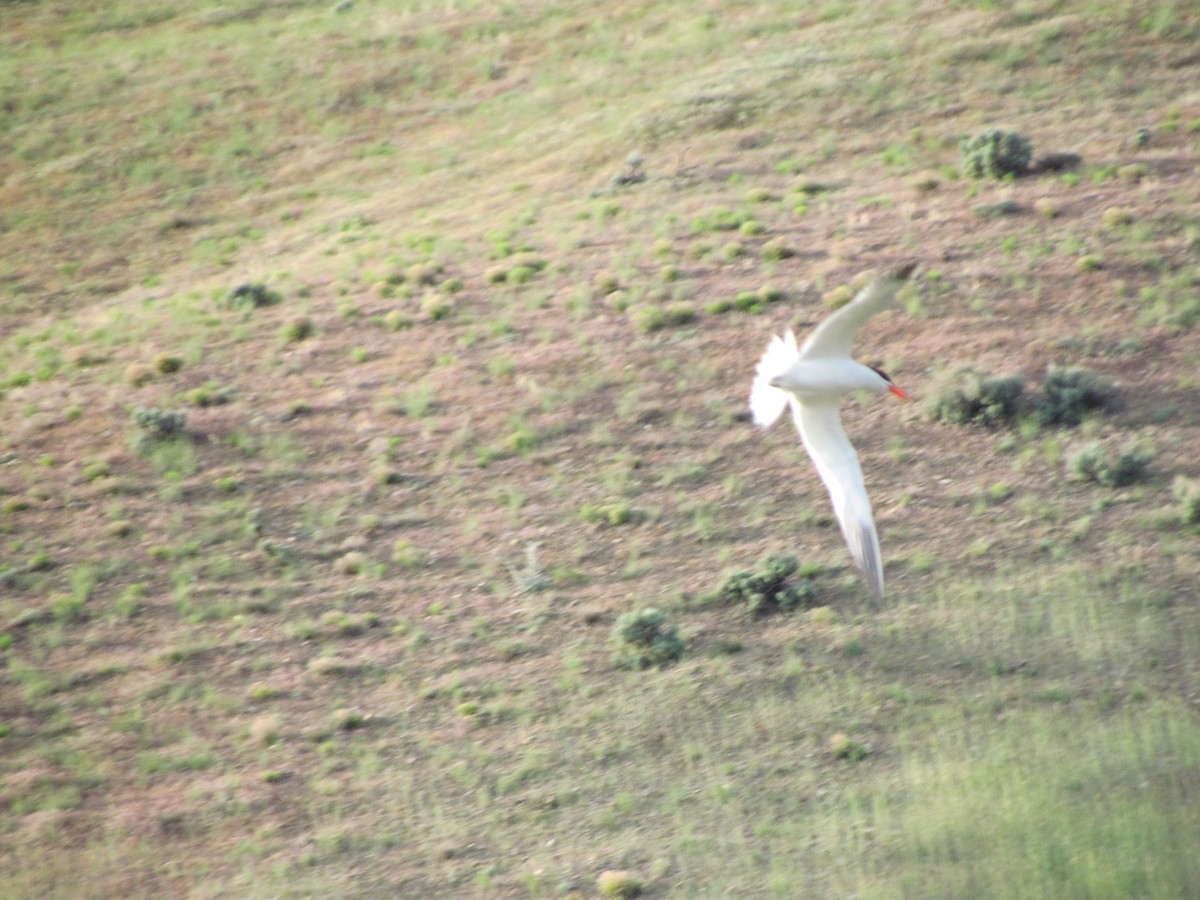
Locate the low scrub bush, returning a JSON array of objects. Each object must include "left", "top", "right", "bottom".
[
  {"left": 131, "top": 407, "right": 187, "bottom": 448},
  {"left": 1068, "top": 441, "right": 1153, "bottom": 487},
  {"left": 223, "top": 283, "right": 281, "bottom": 310},
  {"left": 611, "top": 608, "right": 684, "bottom": 669},
  {"left": 1173, "top": 476, "right": 1200, "bottom": 527},
  {"left": 926, "top": 368, "right": 1025, "bottom": 427},
  {"left": 709, "top": 551, "right": 816, "bottom": 616},
  {"left": 1036, "top": 366, "right": 1115, "bottom": 426},
  {"left": 961, "top": 128, "right": 1032, "bottom": 179}
]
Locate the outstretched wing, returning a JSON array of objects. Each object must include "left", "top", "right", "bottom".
[
  {"left": 793, "top": 399, "right": 885, "bottom": 599},
  {"left": 798, "top": 262, "right": 917, "bottom": 361},
  {"left": 748, "top": 329, "right": 799, "bottom": 429}
]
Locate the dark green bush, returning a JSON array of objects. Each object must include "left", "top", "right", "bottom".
[
  {"left": 1068, "top": 441, "right": 1152, "bottom": 487},
  {"left": 132, "top": 407, "right": 186, "bottom": 439},
  {"left": 1036, "top": 366, "right": 1115, "bottom": 426},
  {"left": 223, "top": 283, "right": 281, "bottom": 310},
  {"left": 611, "top": 608, "right": 684, "bottom": 669},
  {"left": 926, "top": 369, "right": 1026, "bottom": 427},
  {"left": 710, "top": 552, "right": 815, "bottom": 616},
  {"left": 961, "top": 129, "right": 1032, "bottom": 179},
  {"left": 131, "top": 406, "right": 188, "bottom": 455},
  {"left": 1174, "top": 476, "right": 1200, "bottom": 527}
]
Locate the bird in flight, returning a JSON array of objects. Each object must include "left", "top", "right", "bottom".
[{"left": 749, "top": 262, "right": 917, "bottom": 599}]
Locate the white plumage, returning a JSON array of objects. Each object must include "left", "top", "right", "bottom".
[{"left": 749, "top": 262, "right": 916, "bottom": 599}]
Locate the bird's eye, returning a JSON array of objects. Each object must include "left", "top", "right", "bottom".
[{"left": 868, "top": 365, "right": 892, "bottom": 383}]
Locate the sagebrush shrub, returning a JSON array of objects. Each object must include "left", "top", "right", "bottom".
[
  {"left": 224, "top": 283, "right": 281, "bottom": 310},
  {"left": 1068, "top": 441, "right": 1152, "bottom": 487},
  {"left": 926, "top": 369, "right": 1025, "bottom": 427},
  {"left": 1173, "top": 476, "right": 1200, "bottom": 527},
  {"left": 1037, "top": 366, "right": 1115, "bottom": 426},
  {"left": 132, "top": 407, "right": 186, "bottom": 440},
  {"left": 960, "top": 128, "right": 1032, "bottom": 179},
  {"left": 710, "top": 552, "right": 815, "bottom": 616},
  {"left": 611, "top": 608, "right": 684, "bottom": 669}
]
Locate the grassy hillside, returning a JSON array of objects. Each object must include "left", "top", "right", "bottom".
[{"left": 3, "top": 1, "right": 1200, "bottom": 896}]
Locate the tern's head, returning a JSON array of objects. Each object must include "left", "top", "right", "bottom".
[{"left": 869, "top": 365, "right": 909, "bottom": 401}]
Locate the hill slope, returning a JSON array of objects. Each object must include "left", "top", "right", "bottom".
[{"left": 3, "top": 1, "right": 1200, "bottom": 896}]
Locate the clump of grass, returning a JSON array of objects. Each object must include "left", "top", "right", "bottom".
[
  {"left": 124, "top": 363, "right": 155, "bottom": 387},
  {"left": 320, "top": 609, "right": 379, "bottom": 636},
  {"left": 926, "top": 369, "right": 1025, "bottom": 427},
  {"left": 280, "top": 316, "right": 315, "bottom": 343},
  {"left": 1173, "top": 476, "right": 1200, "bottom": 527},
  {"left": 332, "top": 708, "right": 366, "bottom": 731},
  {"left": 709, "top": 551, "right": 816, "bottom": 616},
  {"left": 334, "top": 551, "right": 368, "bottom": 576},
  {"left": 249, "top": 714, "right": 282, "bottom": 747},
  {"left": 1138, "top": 266, "right": 1200, "bottom": 330},
  {"left": 186, "top": 381, "right": 233, "bottom": 406},
  {"left": 611, "top": 608, "right": 684, "bottom": 669},
  {"left": 1035, "top": 366, "right": 1115, "bottom": 426},
  {"left": 82, "top": 459, "right": 111, "bottom": 481},
  {"left": 828, "top": 732, "right": 869, "bottom": 761},
  {"left": 1102, "top": 206, "right": 1135, "bottom": 228},
  {"left": 307, "top": 655, "right": 355, "bottom": 677},
  {"left": 153, "top": 354, "right": 184, "bottom": 374},
  {"left": 629, "top": 302, "right": 695, "bottom": 333},
  {"left": 960, "top": 128, "right": 1032, "bottom": 179},
  {"left": 391, "top": 540, "right": 425, "bottom": 569},
  {"left": 580, "top": 499, "right": 642, "bottom": 527},
  {"left": 1068, "top": 441, "right": 1153, "bottom": 487},
  {"left": 131, "top": 407, "right": 187, "bottom": 453},
  {"left": 506, "top": 542, "right": 551, "bottom": 594},
  {"left": 224, "top": 283, "right": 281, "bottom": 310},
  {"left": 593, "top": 270, "right": 621, "bottom": 295},
  {"left": 382, "top": 308, "right": 414, "bottom": 331},
  {"left": 485, "top": 253, "right": 547, "bottom": 285},
  {"left": 758, "top": 237, "right": 796, "bottom": 259},
  {"left": 419, "top": 291, "right": 454, "bottom": 320},
  {"left": 597, "top": 869, "right": 644, "bottom": 898},
  {"left": 405, "top": 261, "right": 442, "bottom": 285}
]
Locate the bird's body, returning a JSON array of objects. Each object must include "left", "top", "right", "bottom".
[{"left": 749, "top": 262, "right": 916, "bottom": 599}]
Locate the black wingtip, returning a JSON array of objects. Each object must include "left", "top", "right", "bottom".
[{"left": 891, "top": 261, "right": 919, "bottom": 281}]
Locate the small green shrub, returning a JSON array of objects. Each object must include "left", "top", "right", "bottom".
[
  {"left": 153, "top": 354, "right": 184, "bottom": 374},
  {"left": 374, "top": 308, "right": 409, "bottom": 332},
  {"left": 186, "top": 381, "right": 233, "bottom": 406},
  {"left": 926, "top": 369, "right": 1025, "bottom": 427},
  {"left": 124, "top": 363, "right": 154, "bottom": 387},
  {"left": 709, "top": 552, "right": 816, "bottom": 616},
  {"left": 611, "top": 608, "right": 684, "bottom": 669},
  {"left": 580, "top": 500, "right": 641, "bottom": 527},
  {"left": 1068, "top": 441, "right": 1153, "bottom": 487},
  {"left": 280, "top": 316, "right": 315, "bottom": 343},
  {"left": 629, "top": 302, "right": 695, "bottom": 333},
  {"left": 1173, "top": 476, "right": 1200, "bottom": 527},
  {"left": 733, "top": 290, "right": 762, "bottom": 312},
  {"left": 405, "top": 261, "right": 442, "bottom": 285},
  {"left": 420, "top": 291, "right": 454, "bottom": 320},
  {"left": 334, "top": 551, "right": 368, "bottom": 576},
  {"left": 224, "top": 283, "right": 281, "bottom": 310},
  {"left": 131, "top": 407, "right": 187, "bottom": 447},
  {"left": 960, "top": 128, "right": 1032, "bottom": 179},
  {"left": 1036, "top": 366, "right": 1115, "bottom": 426},
  {"left": 597, "top": 870, "right": 644, "bottom": 899},
  {"left": 391, "top": 540, "right": 425, "bottom": 569},
  {"left": 828, "top": 732, "right": 869, "bottom": 761}
]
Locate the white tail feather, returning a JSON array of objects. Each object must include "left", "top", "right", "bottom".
[{"left": 749, "top": 330, "right": 799, "bottom": 428}]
